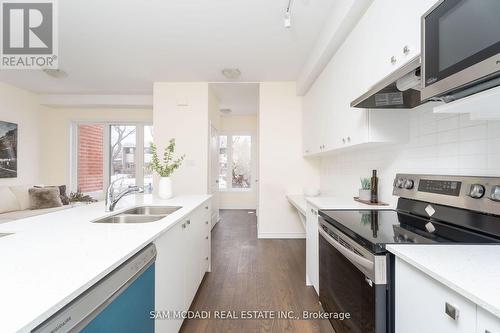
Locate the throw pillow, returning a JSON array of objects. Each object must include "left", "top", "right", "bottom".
[{"left": 29, "top": 187, "right": 63, "bottom": 210}]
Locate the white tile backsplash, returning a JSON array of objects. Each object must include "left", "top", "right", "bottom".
[{"left": 319, "top": 104, "right": 500, "bottom": 205}]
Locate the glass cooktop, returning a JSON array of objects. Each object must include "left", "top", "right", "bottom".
[{"left": 319, "top": 209, "right": 498, "bottom": 254}]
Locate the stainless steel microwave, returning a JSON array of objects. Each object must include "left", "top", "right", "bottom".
[{"left": 421, "top": 0, "right": 500, "bottom": 102}]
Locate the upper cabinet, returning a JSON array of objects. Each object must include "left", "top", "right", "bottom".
[{"left": 303, "top": 0, "right": 438, "bottom": 156}]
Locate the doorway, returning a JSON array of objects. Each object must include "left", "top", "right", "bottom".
[{"left": 209, "top": 83, "right": 260, "bottom": 215}]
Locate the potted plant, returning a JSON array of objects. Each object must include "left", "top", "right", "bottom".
[
  {"left": 150, "top": 139, "right": 185, "bottom": 199},
  {"left": 359, "top": 177, "right": 371, "bottom": 201}
]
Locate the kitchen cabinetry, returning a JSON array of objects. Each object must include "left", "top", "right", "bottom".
[
  {"left": 303, "top": 0, "right": 437, "bottom": 156},
  {"left": 395, "top": 257, "right": 500, "bottom": 333},
  {"left": 477, "top": 307, "right": 500, "bottom": 333},
  {"left": 305, "top": 203, "right": 319, "bottom": 294},
  {"left": 154, "top": 201, "right": 211, "bottom": 333}
]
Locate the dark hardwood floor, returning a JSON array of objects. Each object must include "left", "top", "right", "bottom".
[{"left": 180, "top": 210, "right": 334, "bottom": 333}]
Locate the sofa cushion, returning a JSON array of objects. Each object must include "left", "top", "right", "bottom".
[
  {"left": 0, "top": 186, "right": 20, "bottom": 214},
  {"left": 29, "top": 187, "right": 63, "bottom": 210},
  {"left": 34, "top": 185, "right": 70, "bottom": 205},
  {"left": 9, "top": 185, "right": 31, "bottom": 210}
]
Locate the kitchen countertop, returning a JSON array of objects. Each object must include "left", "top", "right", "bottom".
[
  {"left": 0, "top": 194, "right": 211, "bottom": 333},
  {"left": 287, "top": 194, "right": 395, "bottom": 211},
  {"left": 387, "top": 244, "right": 500, "bottom": 318}
]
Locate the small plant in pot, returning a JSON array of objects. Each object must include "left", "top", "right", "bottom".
[
  {"left": 359, "top": 177, "right": 371, "bottom": 201},
  {"left": 150, "top": 139, "right": 185, "bottom": 199}
]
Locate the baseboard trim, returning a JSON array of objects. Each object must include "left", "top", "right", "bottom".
[{"left": 257, "top": 232, "right": 306, "bottom": 239}]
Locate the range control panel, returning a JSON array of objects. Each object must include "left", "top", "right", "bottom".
[
  {"left": 393, "top": 174, "right": 500, "bottom": 216},
  {"left": 417, "top": 179, "right": 462, "bottom": 197}
]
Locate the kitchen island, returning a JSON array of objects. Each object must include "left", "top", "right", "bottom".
[{"left": 0, "top": 194, "right": 211, "bottom": 333}]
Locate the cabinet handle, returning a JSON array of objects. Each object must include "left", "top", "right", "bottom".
[
  {"left": 391, "top": 56, "right": 397, "bottom": 64},
  {"left": 347, "top": 136, "right": 351, "bottom": 142},
  {"left": 445, "top": 302, "right": 459, "bottom": 320},
  {"left": 206, "top": 221, "right": 209, "bottom": 225},
  {"left": 342, "top": 138, "right": 346, "bottom": 144},
  {"left": 305, "top": 149, "right": 310, "bottom": 153},
  {"left": 205, "top": 236, "right": 209, "bottom": 240},
  {"left": 205, "top": 206, "right": 209, "bottom": 210},
  {"left": 182, "top": 223, "right": 186, "bottom": 229},
  {"left": 311, "top": 208, "right": 314, "bottom": 213},
  {"left": 205, "top": 257, "right": 209, "bottom": 260},
  {"left": 403, "top": 45, "right": 410, "bottom": 55}
]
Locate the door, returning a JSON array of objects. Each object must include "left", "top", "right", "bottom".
[
  {"left": 319, "top": 233, "right": 377, "bottom": 333},
  {"left": 209, "top": 124, "right": 220, "bottom": 227}
]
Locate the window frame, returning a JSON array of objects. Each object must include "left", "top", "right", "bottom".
[
  {"left": 70, "top": 121, "right": 152, "bottom": 197},
  {"left": 218, "top": 131, "right": 254, "bottom": 193}
]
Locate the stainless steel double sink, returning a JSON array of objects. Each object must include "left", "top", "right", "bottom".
[{"left": 93, "top": 206, "right": 182, "bottom": 224}]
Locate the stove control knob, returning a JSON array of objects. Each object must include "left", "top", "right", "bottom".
[
  {"left": 395, "top": 178, "right": 405, "bottom": 188},
  {"left": 404, "top": 179, "right": 414, "bottom": 190},
  {"left": 490, "top": 186, "right": 500, "bottom": 202},
  {"left": 469, "top": 184, "right": 485, "bottom": 199}
]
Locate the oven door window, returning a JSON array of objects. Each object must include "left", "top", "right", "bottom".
[
  {"left": 424, "top": 0, "right": 500, "bottom": 86},
  {"left": 319, "top": 233, "right": 376, "bottom": 333}
]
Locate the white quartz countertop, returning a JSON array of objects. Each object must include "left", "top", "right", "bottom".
[
  {"left": 387, "top": 244, "right": 500, "bottom": 318},
  {"left": 0, "top": 194, "right": 211, "bottom": 333},
  {"left": 287, "top": 194, "right": 395, "bottom": 211}
]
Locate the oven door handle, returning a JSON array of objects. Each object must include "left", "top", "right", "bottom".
[{"left": 318, "top": 227, "right": 374, "bottom": 272}]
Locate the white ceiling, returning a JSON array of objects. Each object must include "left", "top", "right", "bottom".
[
  {"left": 210, "top": 83, "right": 259, "bottom": 115},
  {"left": 0, "top": 0, "right": 335, "bottom": 94}
]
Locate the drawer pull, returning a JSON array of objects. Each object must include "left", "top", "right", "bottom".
[
  {"left": 186, "top": 220, "right": 191, "bottom": 225},
  {"left": 206, "top": 221, "right": 209, "bottom": 225},
  {"left": 205, "top": 236, "right": 209, "bottom": 240},
  {"left": 205, "top": 206, "right": 209, "bottom": 210},
  {"left": 445, "top": 302, "right": 459, "bottom": 320}
]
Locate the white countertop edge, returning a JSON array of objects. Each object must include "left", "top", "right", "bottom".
[
  {"left": 286, "top": 194, "right": 307, "bottom": 216},
  {"left": 12, "top": 195, "right": 212, "bottom": 333},
  {"left": 387, "top": 244, "right": 500, "bottom": 318}
]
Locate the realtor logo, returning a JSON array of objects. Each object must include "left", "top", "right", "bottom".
[{"left": 0, "top": 0, "right": 58, "bottom": 69}]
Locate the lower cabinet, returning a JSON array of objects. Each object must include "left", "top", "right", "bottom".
[
  {"left": 305, "top": 203, "right": 319, "bottom": 294},
  {"left": 395, "top": 257, "right": 500, "bottom": 333},
  {"left": 154, "top": 201, "right": 211, "bottom": 333},
  {"left": 477, "top": 307, "right": 500, "bottom": 333}
]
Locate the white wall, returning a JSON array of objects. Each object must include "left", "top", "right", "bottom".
[
  {"left": 219, "top": 115, "right": 259, "bottom": 209},
  {"left": 0, "top": 83, "right": 43, "bottom": 186},
  {"left": 153, "top": 82, "right": 209, "bottom": 195},
  {"left": 320, "top": 103, "right": 500, "bottom": 205},
  {"left": 259, "top": 82, "right": 320, "bottom": 238},
  {"left": 39, "top": 107, "right": 152, "bottom": 187}
]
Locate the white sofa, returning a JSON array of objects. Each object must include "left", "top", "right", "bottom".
[{"left": 0, "top": 185, "right": 72, "bottom": 224}]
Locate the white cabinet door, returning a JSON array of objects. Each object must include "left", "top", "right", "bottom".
[
  {"left": 477, "top": 307, "right": 500, "bottom": 333},
  {"left": 303, "top": 86, "right": 324, "bottom": 155},
  {"left": 395, "top": 257, "right": 477, "bottom": 333},
  {"left": 154, "top": 220, "right": 187, "bottom": 333},
  {"left": 305, "top": 203, "right": 319, "bottom": 294},
  {"left": 183, "top": 209, "right": 204, "bottom": 309}
]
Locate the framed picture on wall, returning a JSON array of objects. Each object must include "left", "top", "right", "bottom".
[{"left": 0, "top": 121, "right": 18, "bottom": 178}]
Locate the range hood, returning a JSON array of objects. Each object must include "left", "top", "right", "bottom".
[{"left": 351, "top": 55, "right": 426, "bottom": 109}]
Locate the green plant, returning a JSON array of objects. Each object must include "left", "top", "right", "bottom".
[
  {"left": 360, "top": 177, "right": 371, "bottom": 190},
  {"left": 69, "top": 191, "right": 98, "bottom": 203},
  {"left": 150, "top": 139, "right": 186, "bottom": 178}
]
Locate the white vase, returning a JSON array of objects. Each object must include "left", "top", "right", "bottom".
[
  {"left": 158, "top": 177, "right": 173, "bottom": 199},
  {"left": 359, "top": 189, "right": 371, "bottom": 201}
]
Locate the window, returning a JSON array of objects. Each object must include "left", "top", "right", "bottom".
[
  {"left": 219, "top": 134, "right": 252, "bottom": 191},
  {"left": 73, "top": 123, "right": 152, "bottom": 195},
  {"left": 77, "top": 124, "right": 104, "bottom": 193}
]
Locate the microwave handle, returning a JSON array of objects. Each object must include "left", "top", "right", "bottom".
[{"left": 318, "top": 227, "right": 374, "bottom": 272}]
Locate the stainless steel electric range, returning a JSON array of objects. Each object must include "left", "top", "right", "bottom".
[{"left": 318, "top": 174, "right": 500, "bottom": 333}]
